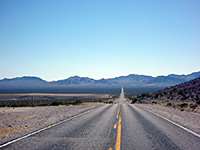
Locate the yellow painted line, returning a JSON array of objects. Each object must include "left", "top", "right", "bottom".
[
  {"left": 115, "top": 113, "right": 121, "bottom": 150},
  {"left": 116, "top": 108, "right": 120, "bottom": 118},
  {"left": 116, "top": 104, "right": 121, "bottom": 118},
  {"left": 108, "top": 148, "right": 112, "bottom": 150},
  {"left": 114, "top": 124, "right": 117, "bottom": 129}
]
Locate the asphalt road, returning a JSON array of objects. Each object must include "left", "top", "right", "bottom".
[{"left": 1, "top": 88, "right": 200, "bottom": 150}]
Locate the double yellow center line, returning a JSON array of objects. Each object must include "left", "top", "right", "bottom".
[
  {"left": 115, "top": 108, "right": 121, "bottom": 150},
  {"left": 109, "top": 104, "right": 122, "bottom": 150},
  {"left": 116, "top": 104, "right": 121, "bottom": 119}
]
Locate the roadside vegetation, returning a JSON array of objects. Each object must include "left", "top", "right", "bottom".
[
  {"left": 50, "top": 99, "right": 82, "bottom": 106},
  {"left": 0, "top": 98, "right": 108, "bottom": 107},
  {"left": 104, "top": 101, "right": 113, "bottom": 104}
]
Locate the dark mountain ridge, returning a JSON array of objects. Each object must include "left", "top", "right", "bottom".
[
  {"left": 0, "top": 76, "right": 48, "bottom": 88},
  {"left": 137, "top": 76, "right": 200, "bottom": 103},
  {"left": 0, "top": 71, "right": 200, "bottom": 89},
  {"left": 53, "top": 76, "right": 96, "bottom": 86}
]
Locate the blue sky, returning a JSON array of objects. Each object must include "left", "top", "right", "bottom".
[{"left": 0, "top": 0, "right": 200, "bottom": 81}]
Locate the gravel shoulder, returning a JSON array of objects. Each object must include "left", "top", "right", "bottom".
[
  {"left": 137, "top": 104, "right": 200, "bottom": 135},
  {"left": 0, "top": 103, "right": 103, "bottom": 145}
]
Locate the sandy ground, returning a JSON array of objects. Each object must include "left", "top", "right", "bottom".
[
  {"left": 0, "top": 103, "right": 102, "bottom": 145},
  {"left": 138, "top": 104, "right": 200, "bottom": 135}
]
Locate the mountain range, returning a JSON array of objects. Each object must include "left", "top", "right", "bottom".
[{"left": 0, "top": 71, "right": 200, "bottom": 89}]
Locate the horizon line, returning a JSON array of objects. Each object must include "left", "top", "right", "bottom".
[{"left": 1, "top": 70, "right": 199, "bottom": 82}]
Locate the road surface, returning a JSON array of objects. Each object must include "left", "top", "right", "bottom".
[{"left": 1, "top": 88, "right": 200, "bottom": 150}]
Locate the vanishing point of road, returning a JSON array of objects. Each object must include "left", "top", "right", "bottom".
[{"left": 1, "top": 88, "right": 200, "bottom": 150}]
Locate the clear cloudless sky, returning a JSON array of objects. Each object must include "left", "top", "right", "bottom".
[{"left": 0, "top": 0, "right": 200, "bottom": 81}]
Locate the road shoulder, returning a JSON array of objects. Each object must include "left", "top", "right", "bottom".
[{"left": 136, "top": 104, "right": 200, "bottom": 135}]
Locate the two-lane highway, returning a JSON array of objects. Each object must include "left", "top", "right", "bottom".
[{"left": 1, "top": 88, "right": 200, "bottom": 150}]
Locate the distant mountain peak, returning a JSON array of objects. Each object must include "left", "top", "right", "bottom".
[
  {"left": 69, "top": 75, "right": 80, "bottom": 78},
  {"left": 2, "top": 76, "right": 44, "bottom": 81}
]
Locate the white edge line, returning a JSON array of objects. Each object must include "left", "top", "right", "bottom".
[
  {"left": 0, "top": 109, "right": 92, "bottom": 149},
  {"left": 139, "top": 105, "right": 200, "bottom": 138}
]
